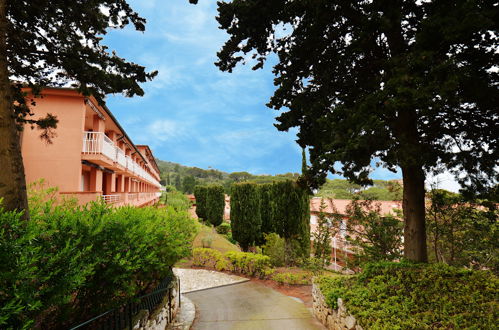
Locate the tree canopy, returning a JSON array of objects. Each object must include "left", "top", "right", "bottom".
[
  {"left": 0, "top": 0, "right": 157, "bottom": 212},
  {"left": 210, "top": 0, "right": 498, "bottom": 261}
]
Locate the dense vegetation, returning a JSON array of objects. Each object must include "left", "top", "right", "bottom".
[
  {"left": 316, "top": 262, "right": 498, "bottom": 329},
  {"left": 229, "top": 181, "right": 310, "bottom": 257},
  {"left": 194, "top": 184, "right": 225, "bottom": 226},
  {"left": 157, "top": 159, "right": 402, "bottom": 201},
  {"left": 0, "top": 185, "right": 196, "bottom": 329},
  {"left": 426, "top": 189, "right": 498, "bottom": 272}
]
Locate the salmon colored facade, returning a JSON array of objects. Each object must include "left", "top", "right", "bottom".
[{"left": 20, "top": 88, "right": 161, "bottom": 207}]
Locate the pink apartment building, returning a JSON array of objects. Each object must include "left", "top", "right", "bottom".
[
  {"left": 20, "top": 87, "right": 162, "bottom": 207},
  {"left": 310, "top": 197, "right": 402, "bottom": 267}
]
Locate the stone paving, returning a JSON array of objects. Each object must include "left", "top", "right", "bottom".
[{"left": 173, "top": 268, "right": 249, "bottom": 293}]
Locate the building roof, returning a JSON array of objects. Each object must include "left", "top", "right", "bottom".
[{"left": 310, "top": 197, "right": 402, "bottom": 217}]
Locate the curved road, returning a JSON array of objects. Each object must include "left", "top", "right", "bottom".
[{"left": 186, "top": 281, "right": 325, "bottom": 330}]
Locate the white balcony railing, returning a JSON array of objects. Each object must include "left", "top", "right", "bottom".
[
  {"left": 82, "top": 131, "right": 161, "bottom": 188},
  {"left": 116, "top": 148, "right": 127, "bottom": 168},
  {"left": 102, "top": 194, "right": 120, "bottom": 204}
]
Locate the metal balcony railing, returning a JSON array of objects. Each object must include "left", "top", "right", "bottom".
[{"left": 82, "top": 132, "right": 161, "bottom": 188}]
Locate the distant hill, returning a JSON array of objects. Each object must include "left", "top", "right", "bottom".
[{"left": 155, "top": 158, "right": 402, "bottom": 200}]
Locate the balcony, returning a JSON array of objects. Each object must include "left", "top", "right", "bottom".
[
  {"left": 61, "top": 191, "right": 161, "bottom": 207},
  {"left": 82, "top": 132, "right": 160, "bottom": 187}
]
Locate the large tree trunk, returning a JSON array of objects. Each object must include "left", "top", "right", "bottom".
[
  {"left": 0, "top": 0, "right": 30, "bottom": 216},
  {"left": 401, "top": 165, "right": 427, "bottom": 262}
]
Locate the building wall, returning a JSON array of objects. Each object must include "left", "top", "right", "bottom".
[{"left": 21, "top": 91, "right": 85, "bottom": 192}]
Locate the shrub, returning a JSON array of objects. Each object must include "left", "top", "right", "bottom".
[
  {"left": 192, "top": 248, "right": 223, "bottom": 268},
  {"left": 216, "top": 222, "right": 231, "bottom": 235},
  {"left": 345, "top": 199, "right": 403, "bottom": 266},
  {"left": 316, "top": 262, "right": 499, "bottom": 329},
  {"left": 166, "top": 189, "right": 192, "bottom": 211},
  {"left": 261, "top": 233, "right": 286, "bottom": 267},
  {"left": 0, "top": 190, "right": 197, "bottom": 329},
  {"left": 258, "top": 183, "right": 275, "bottom": 243},
  {"left": 224, "top": 251, "right": 271, "bottom": 278},
  {"left": 272, "top": 271, "right": 314, "bottom": 285},
  {"left": 191, "top": 248, "right": 272, "bottom": 278}
]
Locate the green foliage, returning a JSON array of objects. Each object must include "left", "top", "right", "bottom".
[
  {"left": 165, "top": 189, "right": 191, "bottom": 212},
  {"left": 345, "top": 199, "right": 403, "bottom": 266},
  {"left": 6, "top": 0, "right": 156, "bottom": 132},
  {"left": 426, "top": 189, "right": 498, "bottom": 272},
  {"left": 316, "top": 179, "right": 403, "bottom": 201},
  {"left": 312, "top": 199, "right": 333, "bottom": 267},
  {"left": 317, "top": 262, "right": 498, "bottom": 329},
  {"left": 192, "top": 248, "right": 272, "bottom": 278},
  {"left": 272, "top": 271, "right": 314, "bottom": 285},
  {"left": 215, "top": 222, "right": 231, "bottom": 235},
  {"left": 182, "top": 175, "right": 197, "bottom": 194},
  {"left": 194, "top": 185, "right": 208, "bottom": 220},
  {"left": 192, "top": 248, "right": 223, "bottom": 268},
  {"left": 213, "top": 0, "right": 498, "bottom": 263},
  {"left": 258, "top": 183, "right": 275, "bottom": 241},
  {"left": 230, "top": 183, "right": 261, "bottom": 251},
  {"left": 261, "top": 233, "right": 286, "bottom": 267},
  {"left": 0, "top": 187, "right": 196, "bottom": 329},
  {"left": 272, "top": 181, "right": 310, "bottom": 258},
  {"left": 205, "top": 185, "right": 225, "bottom": 227}
]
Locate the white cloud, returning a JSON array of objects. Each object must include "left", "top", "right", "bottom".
[{"left": 426, "top": 171, "right": 461, "bottom": 192}]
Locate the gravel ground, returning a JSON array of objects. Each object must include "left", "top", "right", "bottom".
[{"left": 173, "top": 268, "right": 248, "bottom": 293}]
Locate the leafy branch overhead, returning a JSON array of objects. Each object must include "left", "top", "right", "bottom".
[
  {"left": 213, "top": 0, "right": 498, "bottom": 193},
  {"left": 7, "top": 0, "right": 158, "bottom": 129}
]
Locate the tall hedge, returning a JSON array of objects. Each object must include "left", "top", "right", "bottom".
[
  {"left": 205, "top": 184, "right": 225, "bottom": 227},
  {"left": 230, "top": 183, "right": 261, "bottom": 251},
  {"left": 194, "top": 185, "right": 207, "bottom": 220},
  {"left": 258, "top": 183, "right": 275, "bottom": 243},
  {"left": 272, "top": 181, "right": 310, "bottom": 257}
]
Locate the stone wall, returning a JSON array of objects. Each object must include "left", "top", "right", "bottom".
[
  {"left": 312, "top": 282, "right": 363, "bottom": 330},
  {"left": 133, "top": 276, "right": 180, "bottom": 330}
]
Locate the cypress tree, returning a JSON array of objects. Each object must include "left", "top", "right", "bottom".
[
  {"left": 206, "top": 184, "right": 225, "bottom": 227},
  {"left": 258, "top": 183, "right": 274, "bottom": 244},
  {"left": 230, "top": 183, "right": 261, "bottom": 251},
  {"left": 194, "top": 185, "right": 207, "bottom": 220},
  {"left": 272, "top": 181, "right": 310, "bottom": 258}
]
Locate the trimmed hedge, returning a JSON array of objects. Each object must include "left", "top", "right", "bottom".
[
  {"left": 192, "top": 248, "right": 272, "bottom": 278},
  {"left": 316, "top": 262, "right": 498, "bottom": 329},
  {"left": 0, "top": 195, "right": 197, "bottom": 329}
]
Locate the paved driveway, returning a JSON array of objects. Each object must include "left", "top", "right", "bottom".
[{"left": 186, "top": 281, "right": 325, "bottom": 330}]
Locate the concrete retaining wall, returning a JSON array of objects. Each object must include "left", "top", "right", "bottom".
[{"left": 312, "top": 282, "right": 363, "bottom": 330}]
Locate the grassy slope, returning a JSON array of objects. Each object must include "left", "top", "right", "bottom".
[{"left": 192, "top": 224, "right": 240, "bottom": 253}]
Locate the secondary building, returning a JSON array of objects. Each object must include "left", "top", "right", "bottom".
[{"left": 20, "top": 87, "right": 161, "bottom": 207}]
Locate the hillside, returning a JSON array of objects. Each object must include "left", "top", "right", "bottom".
[{"left": 156, "top": 158, "right": 402, "bottom": 200}]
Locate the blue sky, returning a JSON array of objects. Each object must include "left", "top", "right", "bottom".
[{"left": 101, "top": 0, "right": 425, "bottom": 185}]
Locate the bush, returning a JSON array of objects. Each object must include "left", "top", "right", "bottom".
[
  {"left": 224, "top": 251, "right": 271, "bottom": 278},
  {"left": 316, "top": 262, "right": 498, "bottom": 329},
  {"left": 166, "top": 189, "right": 192, "bottom": 211},
  {"left": 272, "top": 271, "right": 314, "bottom": 285},
  {"left": 0, "top": 189, "right": 197, "bottom": 329},
  {"left": 191, "top": 248, "right": 272, "bottom": 278},
  {"left": 192, "top": 248, "right": 223, "bottom": 268},
  {"left": 261, "top": 233, "right": 286, "bottom": 267},
  {"left": 216, "top": 222, "right": 231, "bottom": 235}
]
